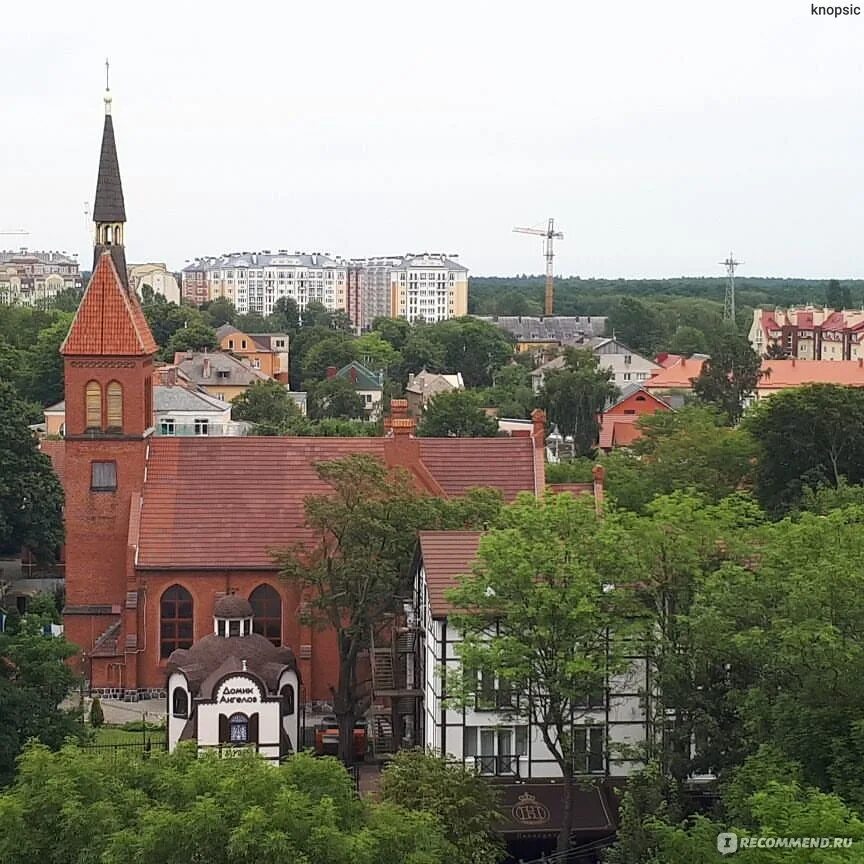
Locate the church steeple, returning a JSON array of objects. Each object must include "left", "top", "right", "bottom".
[{"left": 92, "top": 62, "right": 128, "bottom": 284}]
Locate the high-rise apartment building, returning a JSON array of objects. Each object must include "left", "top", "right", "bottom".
[
  {"left": 0, "top": 249, "right": 81, "bottom": 306},
  {"left": 749, "top": 306, "right": 864, "bottom": 361},
  {"left": 182, "top": 251, "right": 348, "bottom": 317},
  {"left": 182, "top": 250, "right": 469, "bottom": 329}
]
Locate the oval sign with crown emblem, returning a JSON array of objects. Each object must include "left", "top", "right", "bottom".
[{"left": 511, "top": 792, "right": 550, "bottom": 826}]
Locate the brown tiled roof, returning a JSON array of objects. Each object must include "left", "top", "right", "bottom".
[
  {"left": 135, "top": 436, "right": 537, "bottom": 570},
  {"left": 215, "top": 595, "right": 254, "bottom": 618},
  {"left": 417, "top": 530, "right": 482, "bottom": 618},
  {"left": 167, "top": 633, "right": 297, "bottom": 697},
  {"left": 418, "top": 439, "right": 536, "bottom": 501},
  {"left": 61, "top": 252, "right": 158, "bottom": 356}
]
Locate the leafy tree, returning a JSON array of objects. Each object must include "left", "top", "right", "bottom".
[
  {"left": 142, "top": 297, "right": 189, "bottom": 347},
  {"left": 300, "top": 335, "right": 357, "bottom": 384},
  {"left": 608, "top": 297, "right": 668, "bottom": 355},
  {"left": 537, "top": 348, "right": 619, "bottom": 456},
  {"left": 430, "top": 317, "right": 514, "bottom": 387},
  {"left": 230, "top": 379, "right": 302, "bottom": 434},
  {"left": 481, "top": 363, "right": 535, "bottom": 419},
  {"left": 49, "top": 287, "right": 83, "bottom": 313},
  {"left": 399, "top": 330, "right": 447, "bottom": 379},
  {"left": 667, "top": 325, "right": 708, "bottom": 356},
  {"left": 826, "top": 278, "right": 852, "bottom": 311},
  {"left": 0, "top": 382, "right": 64, "bottom": 560},
  {"left": 447, "top": 493, "right": 643, "bottom": 854},
  {"left": 354, "top": 332, "right": 400, "bottom": 373},
  {"left": 201, "top": 297, "right": 237, "bottom": 327},
  {"left": 603, "top": 407, "right": 757, "bottom": 512},
  {"left": 89, "top": 697, "right": 104, "bottom": 728},
  {"left": 0, "top": 616, "right": 84, "bottom": 785},
  {"left": 764, "top": 342, "right": 789, "bottom": 360},
  {"left": 744, "top": 384, "right": 864, "bottom": 514},
  {"left": 301, "top": 300, "right": 335, "bottom": 329},
  {"left": 18, "top": 315, "right": 72, "bottom": 406},
  {"left": 165, "top": 318, "right": 217, "bottom": 358},
  {"left": 692, "top": 332, "right": 762, "bottom": 423},
  {"left": 235, "top": 312, "right": 270, "bottom": 333},
  {"left": 417, "top": 390, "right": 497, "bottom": 438},
  {"left": 381, "top": 750, "right": 505, "bottom": 864},
  {"left": 307, "top": 378, "right": 366, "bottom": 420},
  {"left": 372, "top": 316, "right": 412, "bottom": 351},
  {"left": 270, "top": 296, "right": 300, "bottom": 332},
  {"left": 276, "top": 456, "right": 500, "bottom": 763},
  {"left": 0, "top": 746, "right": 461, "bottom": 863}
]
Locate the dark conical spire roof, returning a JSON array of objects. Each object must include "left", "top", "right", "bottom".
[{"left": 93, "top": 112, "right": 126, "bottom": 223}]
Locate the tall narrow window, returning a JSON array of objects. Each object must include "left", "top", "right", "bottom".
[
  {"left": 106, "top": 382, "right": 123, "bottom": 431},
  {"left": 85, "top": 381, "right": 101, "bottom": 430},
  {"left": 250, "top": 585, "right": 282, "bottom": 646},
  {"left": 160, "top": 585, "right": 193, "bottom": 659},
  {"left": 172, "top": 688, "right": 189, "bottom": 718}
]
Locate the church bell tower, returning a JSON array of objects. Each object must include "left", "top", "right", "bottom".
[{"left": 60, "top": 76, "right": 158, "bottom": 695}]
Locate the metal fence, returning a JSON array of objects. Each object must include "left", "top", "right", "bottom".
[{"left": 78, "top": 740, "right": 168, "bottom": 761}]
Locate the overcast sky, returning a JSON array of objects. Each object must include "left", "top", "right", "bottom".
[{"left": 1, "top": 1, "right": 861, "bottom": 278}]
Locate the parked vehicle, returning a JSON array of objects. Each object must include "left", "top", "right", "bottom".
[{"left": 314, "top": 715, "right": 367, "bottom": 761}]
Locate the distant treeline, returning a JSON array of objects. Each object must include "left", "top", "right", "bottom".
[{"left": 468, "top": 275, "right": 864, "bottom": 356}]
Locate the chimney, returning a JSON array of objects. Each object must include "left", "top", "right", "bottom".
[
  {"left": 592, "top": 464, "right": 605, "bottom": 514},
  {"left": 166, "top": 367, "right": 177, "bottom": 387},
  {"left": 791, "top": 357, "right": 796, "bottom": 367},
  {"left": 531, "top": 408, "right": 547, "bottom": 449},
  {"left": 385, "top": 399, "right": 417, "bottom": 437},
  {"left": 859, "top": 357, "right": 863, "bottom": 368},
  {"left": 203, "top": 357, "right": 211, "bottom": 378},
  {"left": 326, "top": 365, "right": 337, "bottom": 379}
]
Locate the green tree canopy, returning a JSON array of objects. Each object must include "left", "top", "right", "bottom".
[
  {"left": 270, "top": 296, "right": 300, "bottom": 332},
  {"left": 0, "top": 382, "right": 64, "bottom": 560},
  {"left": 429, "top": 317, "right": 514, "bottom": 387},
  {"left": 230, "top": 379, "right": 301, "bottom": 434},
  {"left": 164, "top": 320, "right": 218, "bottom": 358},
  {"left": 300, "top": 335, "right": 357, "bottom": 384},
  {"left": 447, "top": 492, "right": 643, "bottom": 853},
  {"left": 381, "top": 750, "right": 504, "bottom": 864},
  {"left": 201, "top": 297, "right": 237, "bottom": 327},
  {"left": 692, "top": 332, "right": 762, "bottom": 424},
  {"left": 537, "top": 348, "right": 619, "bottom": 456},
  {"left": 0, "top": 616, "right": 83, "bottom": 785},
  {"left": 417, "top": 390, "right": 497, "bottom": 438},
  {"left": 0, "top": 746, "right": 463, "bottom": 863},
  {"left": 307, "top": 378, "right": 366, "bottom": 421},
  {"left": 743, "top": 384, "right": 864, "bottom": 514}
]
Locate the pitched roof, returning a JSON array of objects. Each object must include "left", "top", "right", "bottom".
[
  {"left": 93, "top": 114, "right": 126, "bottom": 223},
  {"left": 598, "top": 414, "right": 642, "bottom": 450},
  {"left": 154, "top": 385, "right": 231, "bottom": 413},
  {"left": 134, "top": 436, "right": 537, "bottom": 569},
  {"left": 604, "top": 384, "right": 671, "bottom": 412},
  {"left": 644, "top": 356, "right": 707, "bottom": 389},
  {"left": 61, "top": 252, "right": 158, "bottom": 356},
  {"left": 417, "top": 530, "right": 482, "bottom": 618},
  {"left": 336, "top": 360, "right": 382, "bottom": 390},
  {"left": 173, "top": 351, "right": 270, "bottom": 387},
  {"left": 759, "top": 359, "right": 864, "bottom": 388}
]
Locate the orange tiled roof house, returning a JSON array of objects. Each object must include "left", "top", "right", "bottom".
[{"left": 55, "top": 90, "right": 547, "bottom": 702}]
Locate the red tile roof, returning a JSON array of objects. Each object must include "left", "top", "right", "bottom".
[
  {"left": 598, "top": 414, "right": 642, "bottom": 450},
  {"left": 135, "top": 436, "right": 537, "bottom": 569},
  {"left": 759, "top": 359, "right": 864, "bottom": 388},
  {"left": 417, "top": 530, "right": 482, "bottom": 618},
  {"left": 645, "top": 357, "right": 707, "bottom": 389},
  {"left": 61, "top": 251, "right": 158, "bottom": 356}
]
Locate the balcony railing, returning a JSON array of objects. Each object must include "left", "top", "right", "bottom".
[{"left": 156, "top": 423, "right": 247, "bottom": 437}]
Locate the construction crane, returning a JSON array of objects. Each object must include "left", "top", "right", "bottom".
[{"left": 513, "top": 218, "right": 563, "bottom": 317}]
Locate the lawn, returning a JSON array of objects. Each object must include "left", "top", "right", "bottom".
[{"left": 92, "top": 726, "right": 163, "bottom": 745}]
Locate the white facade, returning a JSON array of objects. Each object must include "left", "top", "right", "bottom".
[
  {"left": 532, "top": 340, "right": 658, "bottom": 393},
  {"left": 390, "top": 254, "right": 468, "bottom": 324},
  {"left": 0, "top": 250, "right": 80, "bottom": 306},
  {"left": 414, "top": 556, "right": 650, "bottom": 782},
  {"left": 183, "top": 251, "right": 348, "bottom": 317},
  {"left": 128, "top": 263, "right": 181, "bottom": 305}
]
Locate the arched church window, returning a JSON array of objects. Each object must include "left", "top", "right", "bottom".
[
  {"left": 160, "top": 585, "right": 193, "bottom": 659},
  {"left": 250, "top": 584, "right": 282, "bottom": 646},
  {"left": 172, "top": 687, "right": 188, "bottom": 718},
  {"left": 85, "top": 381, "right": 102, "bottom": 430},
  {"left": 106, "top": 381, "right": 123, "bottom": 431}
]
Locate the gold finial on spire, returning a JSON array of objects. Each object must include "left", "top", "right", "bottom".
[{"left": 104, "top": 58, "right": 112, "bottom": 115}]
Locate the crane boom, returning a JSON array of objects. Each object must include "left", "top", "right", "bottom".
[{"left": 513, "top": 218, "right": 564, "bottom": 316}]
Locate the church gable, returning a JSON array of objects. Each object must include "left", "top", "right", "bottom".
[{"left": 61, "top": 251, "right": 158, "bottom": 356}]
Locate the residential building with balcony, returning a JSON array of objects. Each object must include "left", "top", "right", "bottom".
[
  {"left": 387, "top": 253, "right": 468, "bottom": 324},
  {"left": 531, "top": 339, "right": 658, "bottom": 393},
  {"left": 181, "top": 251, "right": 348, "bottom": 317},
  {"left": 0, "top": 249, "right": 81, "bottom": 306},
  {"left": 749, "top": 306, "right": 864, "bottom": 361}
]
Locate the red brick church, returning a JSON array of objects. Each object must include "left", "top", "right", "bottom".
[{"left": 49, "top": 88, "right": 548, "bottom": 701}]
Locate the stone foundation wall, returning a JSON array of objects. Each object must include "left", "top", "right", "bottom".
[{"left": 89, "top": 687, "right": 166, "bottom": 702}]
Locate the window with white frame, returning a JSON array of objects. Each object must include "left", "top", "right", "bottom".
[
  {"left": 463, "top": 726, "right": 528, "bottom": 775},
  {"left": 159, "top": 418, "right": 176, "bottom": 436}
]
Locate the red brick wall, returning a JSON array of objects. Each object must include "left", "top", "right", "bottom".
[{"left": 132, "top": 571, "right": 341, "bottom": 703}]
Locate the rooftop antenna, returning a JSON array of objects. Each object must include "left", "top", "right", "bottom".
[{"left": 721, "top": 251, "right": 742, "bottom": 322}]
